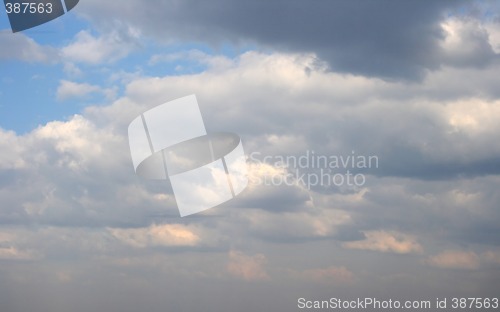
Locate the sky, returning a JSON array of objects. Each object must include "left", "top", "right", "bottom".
[{"left": 1, "top": 1, "right": 500, "bottom": 311}]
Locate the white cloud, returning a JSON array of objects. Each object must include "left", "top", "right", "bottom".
[
  {"left": 483, "top": 21, "right": 500, "bottom": 54},
  {"left": 0, "top": 129, "right": 26, "bottom": 169},
  {"left": 0, "top": 50, "right": 499, "bottom": 240},
  {"left": 33, "top": 114, "right": 118, "bottom": 164},
  {"left": 0, "top": 51, "right": 499, "bottom": 239},
  {"left": 0, "top": 32, "right": 58, "bottom": 63},
  {"left": 61, "top": 29, "right": 140, "bottom": 64},
  {"left": 2, "top": 3, "right": 500, "bottom": 309},
  {"left": 56, "top": 80, "right": 117, "bottom": 101},
  {"left": 63, "top": 62, "right": 83, "bottom": 78},
  {"left": 0, "top": 50, "right": 499, "bottom": 306},
  {"left": 57, "top": 80, "right": 101, "bottom": 101},
  {"left": 440, "top": 17, "right": 498, "bottom": 68},
  {"left": 122, "top": 50, "right": 500, "bottom": 171},
  {"left": 343, "top": 231, "right": 423, "bottom": 254}
]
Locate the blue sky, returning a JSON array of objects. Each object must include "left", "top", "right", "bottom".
[
  {"left": 1, "top": 1, "right": 500, "bottom": 312},
  {"left": 0, "top": 7, "right": 255, "bottom": 133},
  {"left": 1, "top": 10, "right": 82, "bottom": 132}
]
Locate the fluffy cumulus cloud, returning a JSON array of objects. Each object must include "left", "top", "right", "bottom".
[{"left": 440, "top": 17, "right": 499, "bottom": 68}]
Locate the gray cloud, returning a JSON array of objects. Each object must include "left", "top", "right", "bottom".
[
  {"left": 2, "top": 8, "right": 500, "bottom": 309},
  {"left": 0, "top": 31, "right": 58, "bottom": 63},
  {"left": 1, "top": 49, "right": 499, "bottom": 249},
  {"left": 75, "top": 0, "right": 478, "bottom": 80}
]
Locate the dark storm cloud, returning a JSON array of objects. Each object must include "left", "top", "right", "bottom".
[
  {"left": 80, "top": 0, "right": 462, "bottom": 80},
  {"left": 192, "top": 0, "right": 450, "bottom": 80}
]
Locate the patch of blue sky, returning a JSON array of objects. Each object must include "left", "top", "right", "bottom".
[
  {"left": 1, "top": 8, "right": 258, "bottom": 134},
  {"left": 0, "top": 12, "right": 90, "bottom": 133},
  {"left": 445, "top": 0, "right": 500, "bottom": 20},
  {"left": 1, "top": 60, "right": 62, "bottom": 133},
  {"left": 0, "top": 9, "right": 10, "bottom": 30}
]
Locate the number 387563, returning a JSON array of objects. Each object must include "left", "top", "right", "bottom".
[{"left": 5, "top": 2, "right": 53, "bottom": 14}]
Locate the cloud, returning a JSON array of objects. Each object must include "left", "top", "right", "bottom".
[
  {"left": 343, "top": 231, "right": 423, "bottom": 254},
  {"left": 0, "top": 31, "right": 58, "bottom": 63},
  {"left": 484, "top": 20, "right": 500, "bottom": 53},
  {"left": 0, "top": 232, "right": 39, "bottom": 260},
  {"left": 109, "top": 223, "right": 200, "bottom": 248},
  {"left": 426, "top": 250, "right": 480, "bottom": 270},
  {"left": 76, "top": 1, "right": 500, "bottom": 80},
  {"left": 227, "top": 251, "right": 269, "bottom": 281},
  {"left": 440, "top": 17, "right": 499, "bottom": 68},
  {"left": 0, "top": 50, "right": 499, "bottom": 247},
  {"left": 56, "top": 80, "right": 117, "bottom": 101},
  {"left": 1, "top": 50, "right": 499, "bottom": 244},
  {"left": 56, "top": 80, "right": 101, "bottom": 101},
  {"left": 0, "top": 129, "right": 25, "bottom": 169},
  {"left": 121, "top": 50, "right": 500, "bottom": 181},
  {"left": 0, "top": 46, "right": 499, "bottom": 310},
  {"left": 61, "top": 28, "right": 140, "bottom": 64},
  {"left": 33, "top": 114, "right": 119, "bottom": 166},
  {"left": 0, "top": 246, "right": 36, "bottom": 260},
  {"left": 2, "top": 2, "right": 500, "bottom": 310},
  {"left": 76, "top": 0, "right": 469, "bottom": 80},
  {"left": 63, "top": 62, "right": 83, "bottom": 78},
  {"left": 240, "top": 208, "right": 350, "bottom": 242}
]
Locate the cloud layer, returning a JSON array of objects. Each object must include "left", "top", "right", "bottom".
[{"left": 1, "top": 2, "right": 500, "bottom": 311}]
